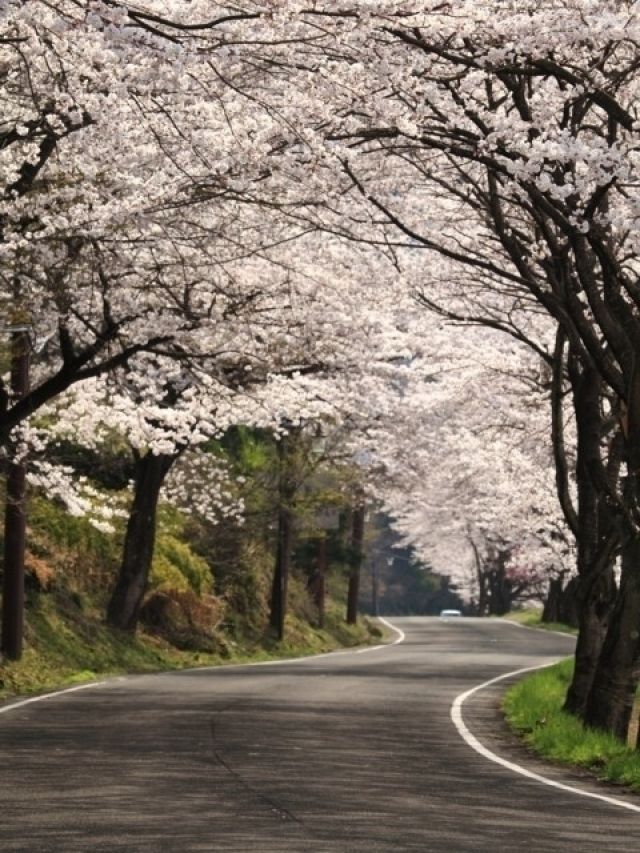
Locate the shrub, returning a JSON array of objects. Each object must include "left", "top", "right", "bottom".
[{"left": 151, "top": 534, "right": 213, "bottom": 595}]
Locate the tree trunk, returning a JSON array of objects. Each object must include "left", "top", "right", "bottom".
[
  {"left": 540, "top": 575, "right": 579, "bottom": 628},
  {"left": 582, "top": 364, "right": 640, "bottom": 736},
  {"left": 1, "top": 458, "right": 27, "bottom": 660},
  {"left": 565, "top": 560, "right": 617, "bottom": 716},
  {"left": 269, "top": 503, "right": 292, "bottom": 641},
  {"left": 308, "top": 537, "right": 327, "bottom": 629},
  {"left": 269, "top": 434, "right": 295, "bottom": 641},
  {"left": 469, "top": 538, "right": 487, "bottom": 616},
  {"left": 564, "top": 568, "right": 617, "bottom": 716},
  {"left": 1, "top": 329, "right": 30, "bottom": 661},
  {"left": 477, "top": 572, "right": 488, "bottom": 616},
  {"left": 557, "top": 576, "right": 580, "bottom": 628},
  {"left": 106, "top": 451, "right": 178, "bottom": 632},
  {"left": 371, "top": 559, "right": 379, "bottom": 616},
  {"left": 563, "top": 357, "right": 619, "bottom": 717},
  {"left": 542, "top": 577, "right": 564, "bottom": 624},
  {"left": 485, "top": 548, "right": 513, "bottom": 616},
  {"left": 347, "top": 504, "right": 365, "bottom": 625},
  {"left": 583, "top": 536, "right": 640, "bottom": 739}
]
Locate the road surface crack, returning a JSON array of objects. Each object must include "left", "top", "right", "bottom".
[{"left": 209, "top": 715, "right": 305, "bottom": 826}]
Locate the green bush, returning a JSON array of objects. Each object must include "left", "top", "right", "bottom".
[{"left": 151, "top": 534, "right": 213, "bottom": 595}]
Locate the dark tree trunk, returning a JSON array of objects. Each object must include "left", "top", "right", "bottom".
[
  {"left": 485, "top": 548, "right": 513, "bottom": 616},
  {"left": 582, "top": 364, "right": 640, "bottom": 736},
  {"left": 563, "top": 357, "right": 619, "bottom": 717},
  {"left": 542, "top": 575, "right": 580, "bottom": 628},
  {"left": 564, "top": 568, "right": 617, "bottom": 716},
  {"left": 565, "top": 567, "right": 616, "bottom": 717},
  {"left": 371, "top": 559, "right": 379, "bottom": 616},
  {"left": 542, "top": 577, "right": 564, "bottom": 624},
  {"left": 1, "top": 458, "right": 27, "bottom": 660},
  {"left": 470, "top": 539, "right": 487, "bottom": 616},
  {"left": 308, "top": 537, "right": 327, "bottom": 629},
  {"left": 557, "top": 576, "right": 580, "bottom": 628},
  {"left": 269, "top": 434, "right": 295, "bottom": 641},
  {"left": 477, "top": 574, "right": 488, "bottom": 616},
  {"left": 488, "top": 575, "right": 512, "bottom": 615},
  {"left": 583, "top": 536, "right": 640, "bottom": 739},
  {"left": 269, "top": 503, "right": 292, "bottom": 641},
  {"left": 106, "top": 450, "right": 178, "bottom": 632},
  {"left": 347, "top": 505, "right": 365, "bottom": 625},
  {"left": 1, "top": 329, "right": 30, "bottom": 661}
]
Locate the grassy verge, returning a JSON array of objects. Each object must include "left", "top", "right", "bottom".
[
  {"left": 0, "top": 592, "right": 381, "bottom": 701},
  {"left": 504, "top": 658, "right": 640, "bottom": 790},
  {"left": 503, "top": 609, "right": 577, "bottom": 635}
]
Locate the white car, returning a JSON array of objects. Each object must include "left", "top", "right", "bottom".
[{"left": 439, "top": 609, "right": 463, "bottom": 618}]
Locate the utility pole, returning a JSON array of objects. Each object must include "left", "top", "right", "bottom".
[{"left": 1, "top": 326, "right": 31, "bottom": 660}]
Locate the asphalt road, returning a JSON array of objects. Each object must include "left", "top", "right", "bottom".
[{"left": 2, "top": 617, "right": 640, "bottom": 852}]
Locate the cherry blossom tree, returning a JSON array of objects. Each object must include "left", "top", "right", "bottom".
[
  {"left": 215, "top": 0, "right": 640, "bottom": 734},
  {"left": 7, "top": 1, "right": 640, "bottom": 739},
  {"left": 362, "top": 322, "right": 573, "bottom": 611}
]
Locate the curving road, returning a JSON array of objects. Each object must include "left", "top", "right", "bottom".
[{"left": 2, "top": 617, "right": 640, "bottom": 852}]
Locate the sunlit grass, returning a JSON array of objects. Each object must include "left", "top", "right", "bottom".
[
  {"left": 503, "top": 609, "right": 577, "bottom": 635},
  {"left": 504, "top": 659, "right": 640, "bottom": 789},
  {"left": 0, "top": 593, "right": 381, "bottom": 700}
]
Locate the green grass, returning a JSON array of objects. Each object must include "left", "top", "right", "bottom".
[
  {"left": 0, "top": 592, "right": 382, "bottom": 701},
  {"left": 503, "top": 609, "right": 577, "bottom": 635},
  {"left": 0, "top": 484, "right": 386, "bottom": 701},
  {"left": 504, "top": 658, "right": 640, "bottom": 789}
]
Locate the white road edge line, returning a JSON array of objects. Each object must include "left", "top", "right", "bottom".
[
  {"left": 0, "top": 680, "right": 108, "bottom": 715},
  {"left": 356, "top": 616, "right": 405, "bottom": 652},
  {"left": 0, "top": 617, "right": 406, "bottom": 716},
  {"left": 492, "top": 618, "right": 576, "bottom": 639},
  {"left": 451, "top": 661, "right": 640, "bottom": 814}
]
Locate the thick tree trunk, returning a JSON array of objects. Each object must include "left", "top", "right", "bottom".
[
  {"left": 582, "top": 365, "right": 640, "bottom": 736},
  {"left": 583, "top": 537, "right": 640, "bottom": 739},
  {"left": 487, "top": 555, "right": 513, "bottom": 615},
  {"left": 347, "top": 505, "right": 365, "bottom": 625},
  {"left": 557, "top": 576, "right": 580, "bottom": 628},
  {"left": 481, "top": 547, "right": 513, "bottom": 616},
  {"left": 542, "top": 575, "right": 580, "bottom": 627},
  {"left": 564, "top": 568, "right": 616, "bottom": 716},
  {"left": 565, "top": 563, "right": 617, "bottom": 716},
  {"left": 1, "top": 329, "right": 30, "bottom": 661},
  {"left": 542, "top": 577, "right": 563, "bottom": 623},
  {"left": 563, "top": 358, "right": 619, "bottom": 717},
  {"left": 106, "top": 451, "right": 177, "bottom": 632},
  {"left": 1, "top": 458, "right": 27, "bottom": 660}
]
